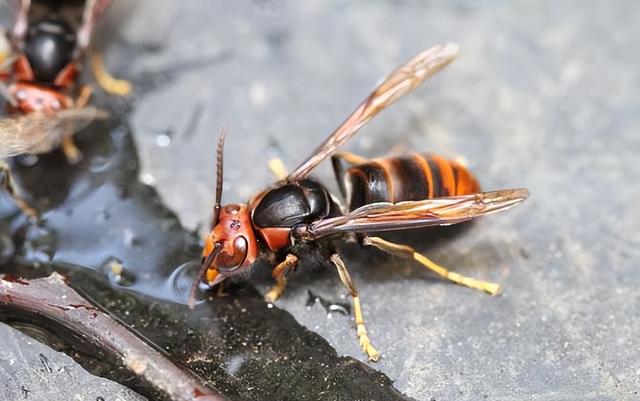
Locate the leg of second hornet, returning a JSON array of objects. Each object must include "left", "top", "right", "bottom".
[
  {"left": 267, "top": 158, "right": 288, "bottom": 181},
  {"left": 363, "top": 236, "right": 501, "bottom": 296},
  {"left": 75, "top": 84, "right": 94, "bottom": 108},
  {"left": 61, "top": 135, "right": 82, "bottom": 164},
  {"left": 90, "top": 52, "right": 132, "bottom": 96},
  {"left": 330, "top": 253, "right": 380, "bottom": 361},
  {"left": 0, "top": 160, "right": 38, "bottom": 220},
  {"left": 264, "top": 254, "right": 298, "bottom": 303},
  {"left": 62, "top": 85, "right": 96, "bottom": 163}
]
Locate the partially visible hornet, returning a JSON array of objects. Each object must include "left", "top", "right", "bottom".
[{"left": 0, "top": 0, "right": 128, "bottom": 219}]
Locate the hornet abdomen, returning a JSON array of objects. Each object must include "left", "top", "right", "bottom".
[{"left": 345, "top": 153, "right": 480, "bottom": 211}]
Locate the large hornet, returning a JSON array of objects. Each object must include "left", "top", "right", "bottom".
[
  {"left": 189, "top": 44, "right": 529, "bottom": 361},
  {"left": 0, "top": 0, "right": 128, "bottom": 218}
]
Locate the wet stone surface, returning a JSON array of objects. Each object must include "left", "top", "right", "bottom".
[{"left": 1, "top": 1, "right": 639, "bottom": 401}]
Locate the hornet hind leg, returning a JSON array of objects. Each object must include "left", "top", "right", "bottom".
[
  {"left": 0, "top": 160, "right": 38, "bottom": 220},
  {"left": 330, "top": 253, "right": 380, "bottom": 361},
  {"left": 90, "top": 52, "right": 132, "bottom": 96},
  {"left": 363, "top": 236, "right": 501, "bottom": 296},
  {"left": 61, "top": 85, "right": 95, "bottom": 163}
]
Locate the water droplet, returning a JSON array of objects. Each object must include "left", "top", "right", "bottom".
[
  {"left": 123, "top": 228, "right": 139, "bottom": 247},
  {"left": 140, "top": 173, "right": 155, "bottom": 186},
  {"left": 155, "top": 133, "right": 171, "bottom": 148}
]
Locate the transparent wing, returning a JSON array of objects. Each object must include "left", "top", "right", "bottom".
[
  {"left": 10, "top": 0, "right": 30, "bottom": 44},
  {"left": 309, "top": 189, "right": 529, "bottom": 238},
  {"left": 0, "top": 107, "right": 109, "bottom": 157},
  {"left": 76, "top": 0, "right": 114, "bottom": 52},
  {"left": 286, "top": 43, "right": 458, "bottom": 181},
  {"left": 0, "top": 28, "right": 12, "bottom": 69}
]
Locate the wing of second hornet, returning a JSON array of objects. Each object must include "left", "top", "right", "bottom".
[
  {"left": 286, "top": 43, "right": 459, "bottom": 182},
  {"left": 0, "top": 107, "right": 109, "bottom": 158},
  {"left": 308, "top": 189, "right": 530, "bottom": 238},
  {"left": 76, "top": 0, "right": 114, "bottom": 53},
  {"left": 9, "top": 0, "right": 30, "bottom": 46}
]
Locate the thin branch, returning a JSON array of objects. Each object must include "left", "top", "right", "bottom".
[{"left": 0, "top": 273, "right": 228, "bottom": 401}]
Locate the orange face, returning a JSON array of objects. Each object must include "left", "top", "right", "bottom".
[{"left": 201, "top": 203, "right": 258, "bottom": 282}]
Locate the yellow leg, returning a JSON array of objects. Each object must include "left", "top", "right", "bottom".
[
  {"left": 330, "top": 253, "right": 380, "bottom": 361},
  {"left": 90, "top": 52, "right": 132, "bottom": 96},
  {"left": 61, "top": 135, "right": 82, "bottom": 164},
  {"left": 0, "top": 160, "right": 38, "bottom": 220},
  {"left": 264, "top": 254, "right": 298, "bottom": 303},
  {"left": 268, "top": 158, "right": 288, "bottom": 181},
  {"left": 60, "top": 85, "right": 97, "bottom": 164},
  {"left": 75, "top": 85, "right": 94, "bottom": 108},
  {"left": 363, "top": 236, "right": 501, "bottom": 295}
]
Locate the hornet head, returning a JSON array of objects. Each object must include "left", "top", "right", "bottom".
[{"left": 188, "top": 129, "right": 258, "bottom": 309}]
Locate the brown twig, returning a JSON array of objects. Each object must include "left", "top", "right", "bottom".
[{"left": 0, "top": 273, "right": 228, "bottom": 401}]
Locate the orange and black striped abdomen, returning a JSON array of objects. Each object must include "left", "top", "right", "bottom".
[{"left": 345, "top": 154, "right": 480, "bottom": 211}]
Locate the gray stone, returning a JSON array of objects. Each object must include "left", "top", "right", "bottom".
[{"left": 0, "top": 323, "right": 146, "bottom": 401}]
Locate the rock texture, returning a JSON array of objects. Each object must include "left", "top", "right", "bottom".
[{"left": 0, "top": 323, "right": 147, "bottom": 401}]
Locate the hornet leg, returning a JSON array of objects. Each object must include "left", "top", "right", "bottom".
[
  {"left": 0, "top": 160, "right": 38, "bottom": 220},
  {"left": 62, "top": 85, "right": 95, "bottom": 163},
  {"left": 61, "top": 133, "right": 82, "bottom": 164},
  {"left": 363, "top": 236, "right": 500, "bottom": 295},
  {"left": 75, "top": 84, "right": 94, "bottom": 108},
  {"left": 267, "top": 158, "right": 288, "bottom": 181},
  {"left": 90, "top": 52, "right": 132, "bottom": 96},
  {"left": 330, "top": 253, "right": 380, "bottom": 361},
  {"left": 264, "top": 254, "right": 298, "bottom": 303}
]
